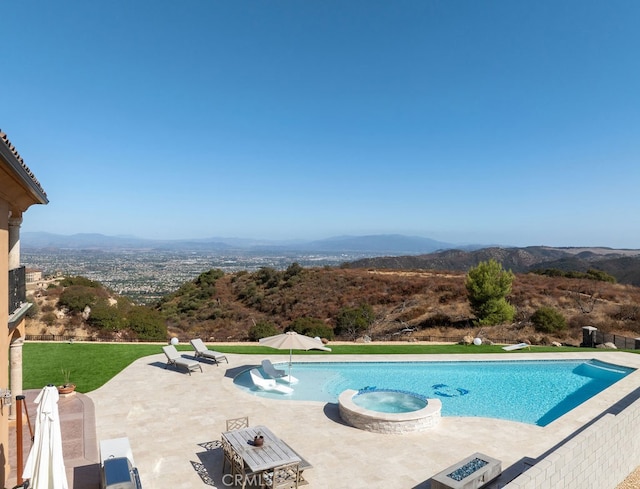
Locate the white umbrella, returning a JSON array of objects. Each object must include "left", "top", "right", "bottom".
[
  {"left": 259, "top": 331, "right": 331, "bottom": 380},
  {"left": 22, "top": 385, "right": 69, "bottom": 489}
]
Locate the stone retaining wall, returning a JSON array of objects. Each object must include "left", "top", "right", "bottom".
[{"left": 338, "top": 389, "right": 442, "bottom": 434}]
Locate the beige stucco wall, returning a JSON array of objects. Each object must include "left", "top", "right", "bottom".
[
  {"left": 0, "top": 199, "right": 10, "bottom": 483},
  {"left": 0, "top": 133, "right": 47, "bottom": 487}
]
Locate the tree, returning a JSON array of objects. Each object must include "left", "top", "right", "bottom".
[
  {"left": 465, "top": 259, "right": 516, "bottom": 325},
  {"left": 335, "top": 304, "right": 375, "bottom": 339}
]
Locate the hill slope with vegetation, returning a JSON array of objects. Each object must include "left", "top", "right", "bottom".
[
  {"left": 26, "top": 263, "right": 640, "bottom": 347},
  {"left": 348, "top": 246, "right": 640, "bottom": 285},
  {"left": 26, "top": 276, "right": 167, "bottom": 341},
  {"left": 155, "top": 264, "right": 640, "bottom": 346}
]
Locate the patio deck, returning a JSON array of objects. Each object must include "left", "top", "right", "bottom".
[{"left": 10, "top": 350, "right": 640, "bottom": 488}]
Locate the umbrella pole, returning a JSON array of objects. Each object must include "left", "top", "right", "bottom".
[{"left": 289, "top": 348, "right": 292, "bottom": 379}]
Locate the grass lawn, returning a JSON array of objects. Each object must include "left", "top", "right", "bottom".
[{"left": 22, "top": 341, "right": 615, "bottom": 393}]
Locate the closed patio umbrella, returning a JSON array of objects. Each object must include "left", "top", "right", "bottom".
[
  {"left": 259, "top": 331, "right": 331, "bottom": 380},
  {"left": 22, "top": 385, "right": 69, "bottom": 489}
]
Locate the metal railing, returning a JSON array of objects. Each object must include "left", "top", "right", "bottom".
[
  {"left": 9, "top": 266, "right": 26, "bottom": 315},
  {"left": 25, "top": 334, "right": 154, "bottom": 343},
  {"left": 582, "top": 326, "right": 639, "bottom": 349},
  {"left": 595, "top": 331, "right": 639, "bottom": 350}
]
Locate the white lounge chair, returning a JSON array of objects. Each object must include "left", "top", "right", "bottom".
[
  {"left": 162, "top": 345, "right": 202, "bottom": 374},
  {"left": 249, "top": 369, "right": 294, "bottom": 395},
  {"left": 261, "top": 360, "right": 299, "bottom": 384},
  {"left": 190, "top": 338, "right": 228, "bottom": 365},
  {"left": 502, "top": 342, "right": 531, "bottom": 351}
]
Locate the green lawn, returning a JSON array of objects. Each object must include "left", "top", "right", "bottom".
[{"left": 22, "top": 342, "right": 615, "bottom": 393}]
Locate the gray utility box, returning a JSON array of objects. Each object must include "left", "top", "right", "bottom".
[{"left": 100, "top": 437, "right": 142, "bottom": 489}]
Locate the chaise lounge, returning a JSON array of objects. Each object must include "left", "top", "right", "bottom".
[
  {"left": 190, "top": 338, "right": 229, "bottom": 365},
  {"left": 162, "top": 345, "right": 203, "bottom": 375},
  {"left": 249, "top": 369, "right": 294, "bottom": 395},
  {"left": 502, "top": 342, "right": 531, "bottom": 351},
  {"left": 261, "top": 359, "right": 299, "bottom": 384}
]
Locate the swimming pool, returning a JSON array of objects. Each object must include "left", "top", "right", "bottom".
[{"left": 233, "top": 359, "right": 634, "bottom": 426}]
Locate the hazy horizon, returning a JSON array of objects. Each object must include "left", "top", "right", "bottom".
[
  {"left": 5, "top": 1, "right": 640, "bottom": 248},
  {"left": 22, "top": 230, "right": 640, "bottom": 252}
]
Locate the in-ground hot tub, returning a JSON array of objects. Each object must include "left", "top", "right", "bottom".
[{"left": 338, "top": 389, "right": 442, "bottom": 433}]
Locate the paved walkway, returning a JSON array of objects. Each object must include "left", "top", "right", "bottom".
[
  {"left": 9, "top": 389, "right": 99, "bottom": 489},
  {"left": 9, "top": 351, "right": 640, "bottom": 488}
]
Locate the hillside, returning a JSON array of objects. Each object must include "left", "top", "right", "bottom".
[
  {"left": 25, "top": 263, "right": 640, "bottom": 347},
  {"left": 155, "top": 265, "right": 640, "bottom": 346},
  {"left": 347, "top": 246, "right": 640, "bottom": 285}
]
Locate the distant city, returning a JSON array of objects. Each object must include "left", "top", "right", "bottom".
[
  {"left": 21, "top": 248, "right": 376, "bottom": 304},
  {"left": 21, "top": 231, "right": 640, "bottom": 304},
  {"left": 20, "top": 232, "right": 463, "bottom": 303}
]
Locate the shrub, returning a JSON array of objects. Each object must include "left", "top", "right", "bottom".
[
  {"left": 87, "top": 299, "right": 126, "bottom": 331},
  {"left": 25, "top": 301, "right": 40, "bottom": 318},
  {"left": 127, "top": 306, "right": 167, "bottom": 341},
  {"left": 284, "top": 262, "right": 304, "bottom": 280},
  {"left": 254, "top": 267, "right": 281, "bottom": 288},
  {"left": 59, "top": 276, "right": 101, "bottom": 288},
  {"left": 418, "top": 313, "right": 452, "bottom": 328},
  {"left": 41, "top": 312, "right": 57, "bottom": 327},
  {"left": 58, "top": 286, "right": 98, "bottom": 313},
  {"left": 287, "top": 317, "right": 334, "bottom": 340},
  {"left": 611, "top": 304, "right": 640, "bottom": 322},
  {"left": 248, "top": 321, "right": 279, "bottom": 341},
  {"left": 531, "top": 306, "right": 567, "bottom": 333}
]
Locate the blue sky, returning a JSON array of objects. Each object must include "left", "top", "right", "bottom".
[{"left": 4, "top": 1, "right": 639, "bottom": 247}]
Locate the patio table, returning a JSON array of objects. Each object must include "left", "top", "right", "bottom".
[{"left": 221, "top": 425, "right": 302, "bottom": 473}]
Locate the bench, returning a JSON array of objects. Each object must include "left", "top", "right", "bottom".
[{"left": 431, "top": 452, "right": 501, "bottom": 489}]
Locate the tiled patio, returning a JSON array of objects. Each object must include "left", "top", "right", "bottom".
[{"left": 10, "top": 350, "right": 640, "bottom": 488}]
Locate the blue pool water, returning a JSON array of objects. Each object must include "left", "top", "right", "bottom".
[
  {"left": 233, "top": 359, "right": 634, "bottom": 426},
  {"left": 352, "top": 389, "right": 428, "bottom": 413}
]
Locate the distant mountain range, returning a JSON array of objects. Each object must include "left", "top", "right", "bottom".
[
  {"left": 21, "top": 232, "right": 640, "bottom": 285},
  {"left": 21, "top": 232, "right": 470, "bottom": 254}
]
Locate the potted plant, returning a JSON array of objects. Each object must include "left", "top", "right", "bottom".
[
  {"left": 57, "top": 368, "right": 76, "bottom": 394},
  {"left": 253, "top": 432, "right": 264, "bottom": 446}
]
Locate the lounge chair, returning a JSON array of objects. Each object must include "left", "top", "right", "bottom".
[
  {"left": 261, "top": 359, "right": 299, "bottom": 384},
  {"left": 162, "top": 345, "right": 202, "bottom": 375},
  {"left": 502, "top": 342, "right": 531, "bottom": 351},
  {"left": 249, "top": 369, "right": 294, "bottom": 395},
  {"left": 189, "top": 338, "right": 228, "bottom": 365}
]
